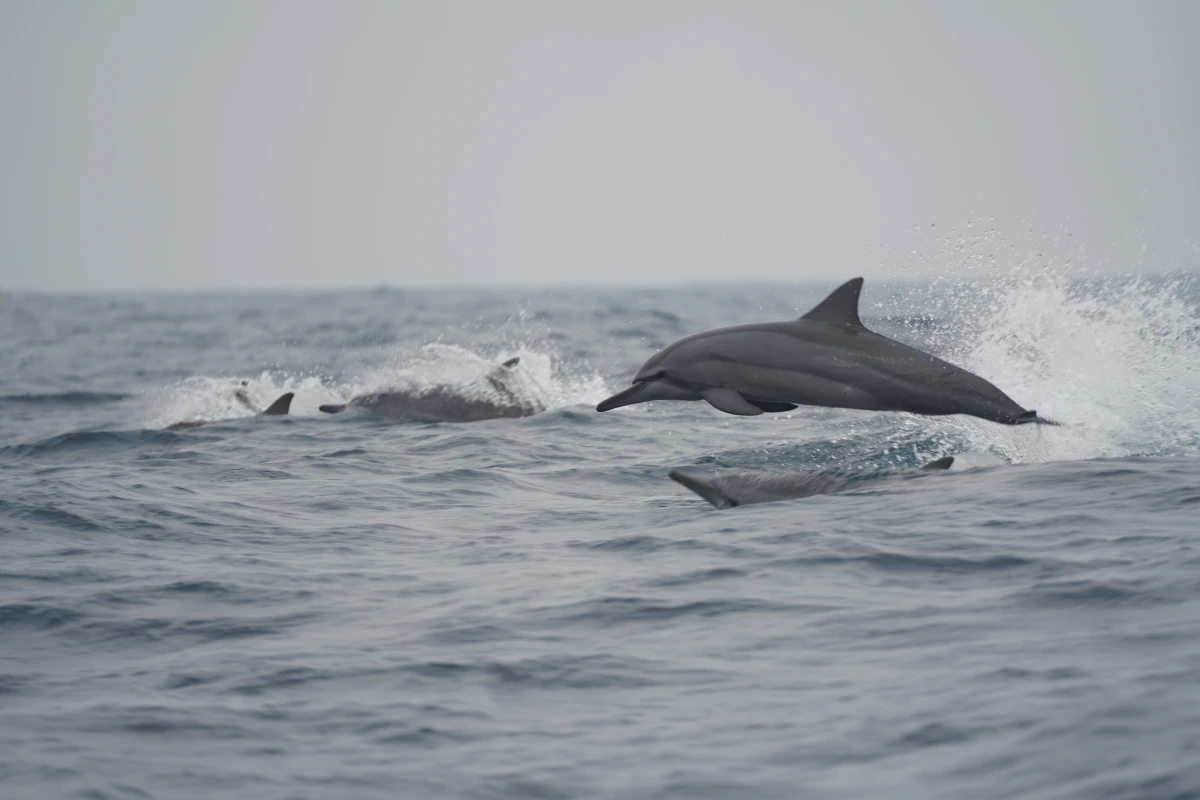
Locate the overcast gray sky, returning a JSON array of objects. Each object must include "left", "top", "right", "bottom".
[{"left": 2, "top": 1, "right": 1198, "bottom": 291}]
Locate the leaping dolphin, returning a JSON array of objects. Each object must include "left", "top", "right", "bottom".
[
  {"left": 670, "top": 456, "right": 954, "bottom": 509},
  {"left": 318, "top": 357, "right": 545, "bottom": 423},
  {"left": 597, "top": 278, "right": 1057, "bottom": 426}
]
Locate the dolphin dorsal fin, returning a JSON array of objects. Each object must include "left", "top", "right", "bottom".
[
  {"left": 921, "top": 456, "right": 955, "bottom": 470},
  {"left": 800, "top": 277, "right": 865, "bottom": 327},
  {"left": 261, "top": 392, "right": 294, "bottom": 416}
]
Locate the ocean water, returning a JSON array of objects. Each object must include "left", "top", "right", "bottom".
[{"left": 2, "top": 273, "right": 1200, "bottom": 800}]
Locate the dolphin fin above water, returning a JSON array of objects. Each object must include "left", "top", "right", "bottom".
[
  {"left": 669, "top": 456, "right": 956, "bottom": 509},
  {"left": 800, "top": 276, "right": 866, "bottom": 327},
  {"left": 262, "top": 392, "right": 294, "bottom": 416},
  {"left": 165, "top": 390, "right": 294, "bottom": 431},
  {"left": 597, "top": 277, "right": 1060, "bottom": 426}
]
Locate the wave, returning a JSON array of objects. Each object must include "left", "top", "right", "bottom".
[
  {"left": 0, "top": 391, "right": 129, "bottom": 405},
  {"left": 0, "top": 429, "right": 181, "bottom": 464}
]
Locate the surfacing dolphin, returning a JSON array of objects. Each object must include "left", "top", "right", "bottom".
[
  {"left": 165, "top": 387, "right": 293, "bottom": 431},
  {"left": 597, "top": 278, "right": 1057, "bottom": 426},
  {"left": 670, "top": 456, "right": 954, "bottom": 509},
  {"left": 318, "top": 357, "right": 545, "bottom": 423}
]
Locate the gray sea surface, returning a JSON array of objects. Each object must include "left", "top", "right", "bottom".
[{"left": 2, "top": 274, "right": 1199, "bottom": 799}]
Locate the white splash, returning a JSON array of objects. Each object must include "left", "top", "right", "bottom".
[
  {"left": 330, "top": 341, "right": 609, "bottom": 412},
  {"left": 142, "top": 372, "right": 327, "bottom": 429},
  {"left": 921, "top": 269, "right": 1200, "bottom": 463},
  {"left": 145, "top": 336, "right": 609, "bottom": 429}
]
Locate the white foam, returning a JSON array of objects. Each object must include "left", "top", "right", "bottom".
[
  {"left": 142, "top": 372, "right": 327, "bottom": 429},
  {"left": 326, "top": 340, "right": 609, "bottom": 411},
  {"left": 144, "top": 337, "right": 610, "bottom": 429}
]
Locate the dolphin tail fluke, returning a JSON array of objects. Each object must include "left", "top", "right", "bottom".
[
  {"left": 1016, "top": 410, "right": 1063, "bottom": 426},
  {"left": 748, "top": 400, "right": 798, "bottom": 413},
  {"left": 262, "top": 392, "right": 294, "bottom": 416},
  {"left": 920, "top": 456, "right": 955, "bottom": 470},
  {"left": 668, "top": 469, "right": 738, "bottom": 509},
  {"left": 319, "top": 404, "right": 347, "bottom": 414}
]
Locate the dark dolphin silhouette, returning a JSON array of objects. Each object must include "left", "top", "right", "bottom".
[
  {"left": 669, "top": 456, "right": 954, "bottom": 509},
  {"left": 165, "top": 388, "right": 293, "bottom": 431},
  {"left": 597, "top": 278, "right": 1057, "bottom": 426},
  {"left": 318, "top": 357, "right": 544, "bottom": 423}
]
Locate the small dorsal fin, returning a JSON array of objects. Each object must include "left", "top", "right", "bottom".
[
  {"left": 800, "top": 277, "right": 865, "bottom": 327},
  {"left": 921, "top": 456, "right": 955, "bottom": 470},
  {"left": 500, "top": 357, "right": 520, "bottom": 369},
  {"left": 261, "top": 392, "right": 294, "bottom": 416}
]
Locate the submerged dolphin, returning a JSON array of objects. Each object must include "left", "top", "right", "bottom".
[
  {"left": 670, "top": 456, "right": 954, "bottom": 509},
  {"left": 318, "top": 357, "right": 544, "bottom": 423},
  {"left": 165, "top": 388, "right": 293, "bottom": 431},
  {"left": 597, "top": 278, "right": 1056, "bottom": 426}
]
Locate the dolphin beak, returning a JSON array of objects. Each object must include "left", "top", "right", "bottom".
[{"left": 596, "top": 383, "right": 651, "bottom": 412}]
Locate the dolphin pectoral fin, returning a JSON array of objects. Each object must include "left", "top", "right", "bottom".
[
  {"left": 319, "top": 404, "right": 347, "bottom": 414},
  {"left": 701, "top": 388, "right": 764, "bottom": 416},
  {"left": 920, "top": 456, "right": 955, "bottom": 470},
  {"left": 747, "top": 400, "right": 798, "bottom": 413},
  {"left": 261, "top": 392, "right": 294, "bottom": 416},
  {"left": 668, "top": 469, "right": 738, "bottom": 509}
]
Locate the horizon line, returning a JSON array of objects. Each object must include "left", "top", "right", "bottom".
[{"left": 1, "top": 269, "right": 1186, "bottom": 297}]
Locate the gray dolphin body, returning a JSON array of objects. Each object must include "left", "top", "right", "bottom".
[
  {"left": 318, "top": 357, "right": 544, "bottom": 423},
  {"left": 597, "top": 278, "right": 1055, "bottom": 426},
  {"left": 165, "top": 389, "right": 293, "bottom": 431},
  {"left": 670, "top": 456, "right": 954, "bottom": 509}
]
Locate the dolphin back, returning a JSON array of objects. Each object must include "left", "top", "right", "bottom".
[
  {"left": 669, "top": 468, "right": 848, "bottom": 508},
  {"left": 671, "top": 455, "right": 956, "bottom": 509}
]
